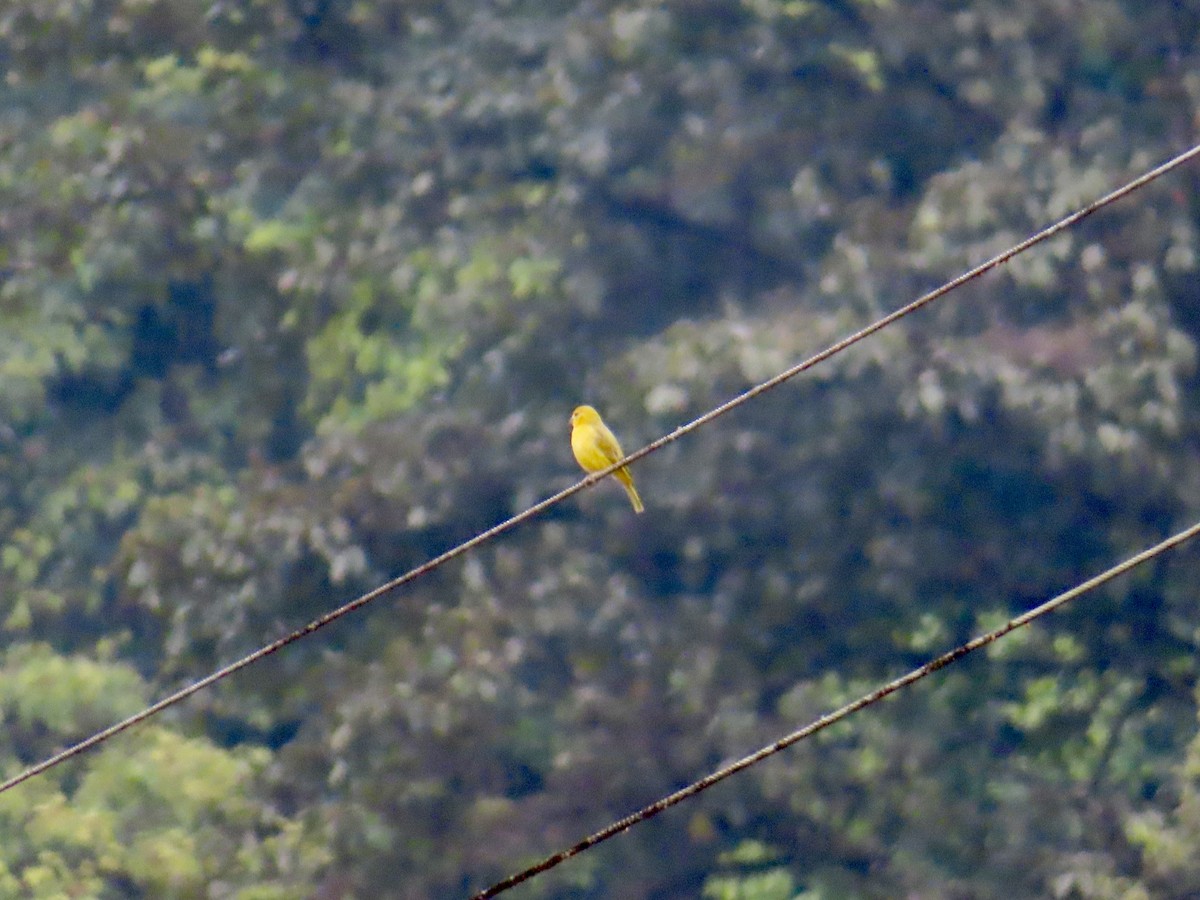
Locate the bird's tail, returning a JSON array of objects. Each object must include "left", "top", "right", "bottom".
[{"left": 618, "top": 469, "right": 645, "bottom": 514}]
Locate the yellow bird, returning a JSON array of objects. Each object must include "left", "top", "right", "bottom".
[{"left": 569, "top": 405, "right": 645, "bottom": 513}]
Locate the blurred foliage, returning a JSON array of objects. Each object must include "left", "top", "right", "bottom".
[
  {"left": 1, "top": 0, "right": 1200, "bottom": 897},
  {"left": 0, "top": 645, "right": 323, "bottom": 897}
]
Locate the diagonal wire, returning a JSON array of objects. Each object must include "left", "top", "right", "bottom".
[
  {"left": 473, "top": 518, "right": 1200, "bottom": 898},
  {"left": 2, "top": 142, "right": 1199, "bottom": 797}
]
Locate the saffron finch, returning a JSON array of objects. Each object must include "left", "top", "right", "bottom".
[{"left": 570, "top": 405, "right": 645, "bottom": 513}]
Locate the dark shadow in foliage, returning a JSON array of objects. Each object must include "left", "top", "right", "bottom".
[
  {"left": 47, "top": 365, "right": 134, "bottom": 416},
  {"left": 284, "top": 0, "right": 367, "bottom": 73},
  {"left": 585, "top": 183, "right": 813, "bottom": 338},
  {"left": 50, "top": 278, "right": 221, "bottom": 418},
  {"left": 206, "top": 709, "right": 303, "bottom": 751},
  {"left": 516, "top": 635, "right": 576, "bottom": 695},
  {"left": 867, "top": 61, "right": 1003, "bottom": 200},
  {"left": 266, "top": 393, "right": 308, "bottom": 464},
  {"left": 499, "top": 754, "right": 545, "bottom": 800},
  {"left": 166, "top": 279, "right": 220, "bottom": 369},
  {"left": 130, "top": 278, "right": 219, "bottom": 378}
]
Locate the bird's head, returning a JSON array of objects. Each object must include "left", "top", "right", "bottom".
[{"left": 570, "top": 405, "right": 600, "bottom": 429}]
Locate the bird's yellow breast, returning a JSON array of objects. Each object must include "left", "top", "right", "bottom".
[{"left": 571, "top": 423, "right": 619, "bottom": 473}]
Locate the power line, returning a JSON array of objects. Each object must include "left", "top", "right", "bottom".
[
  {"left": 473, "top": 518, "right": 1200, "bottom": 898},
  {"left": 2, "top": 141, "right": 1198, "bottom": 797}
]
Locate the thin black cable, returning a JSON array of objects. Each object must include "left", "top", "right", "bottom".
[
  {"left": 473, "top": 518, "right": 1200, "bottom": 898},
  {"left": 2, "top": 141, "right": 1198, "bottom": 797}
]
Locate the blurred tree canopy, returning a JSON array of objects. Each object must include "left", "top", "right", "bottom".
[{"left": 2, "top": 0, "right": 1200, "bottom": 896}]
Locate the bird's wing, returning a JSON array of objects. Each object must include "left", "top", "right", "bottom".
[{"left": 593, "top": 426, "right": 624, "bottom": 464}]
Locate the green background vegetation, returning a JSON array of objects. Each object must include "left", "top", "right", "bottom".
[{"left": 2, "top": 0, "right": 1200, "bottom": 897}]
